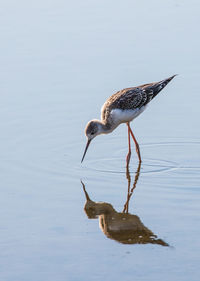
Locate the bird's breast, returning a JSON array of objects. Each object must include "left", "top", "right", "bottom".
[{"left": 110, "top": 106, "right": 147, "bottom": 125}]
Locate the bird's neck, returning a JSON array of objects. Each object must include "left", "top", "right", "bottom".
[{"left": 98, "top": 120, "right": 114, "bottom": 134}]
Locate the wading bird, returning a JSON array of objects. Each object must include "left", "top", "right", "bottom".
[{"left": 81, "top": 75, "right": 176, "bottom": 166}]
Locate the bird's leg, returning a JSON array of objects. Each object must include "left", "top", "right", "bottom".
[
  {"left": 123, "top": 166, "right": 131, "bottom": 213},
  {"left": 126, "top": 123, "right": 131, "bottom": 167},
  {"left": 127, "top": 123, "right": 142, "bottom": 162},
  {"left": 123, "top": 161, "right": 141, "bottom": 214}
]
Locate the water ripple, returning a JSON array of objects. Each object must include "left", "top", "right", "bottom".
[{"left": 80, "top": 141, "right": 200, "bottom": 176}]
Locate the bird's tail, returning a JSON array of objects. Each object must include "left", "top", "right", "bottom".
[
  {"left": 159, "top": 74, "right": 177, "bottom": 88},
  {"left": 149, "top": 74, "right": 177, "bottom": 98}
]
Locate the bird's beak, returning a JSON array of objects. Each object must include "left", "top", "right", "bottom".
[{"left": 81, "top": 139, "right": 91, "bottom": 163}]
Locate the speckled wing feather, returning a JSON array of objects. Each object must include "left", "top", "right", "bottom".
[{"left": 101, "top": 75, "right": 176, "bottom": 122}]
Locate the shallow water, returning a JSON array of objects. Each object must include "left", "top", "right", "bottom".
[{"left": 0, "top": 0, "right": 200, "bottom": 280}]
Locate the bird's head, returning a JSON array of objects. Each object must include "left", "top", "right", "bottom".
[
  {"left": 85, "top": 120, "right": 103, "bottom": 140},
  {"left": 81, "top": 120, "right": 104, "bottom": 163}
]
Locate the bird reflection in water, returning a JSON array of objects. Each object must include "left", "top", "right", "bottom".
[{"left": 81, "top": 163, "right": 169, "bottom": 246}]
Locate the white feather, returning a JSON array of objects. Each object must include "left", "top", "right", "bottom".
[{"left": 110, "top": 106, "right": 147, "bottom": 125}]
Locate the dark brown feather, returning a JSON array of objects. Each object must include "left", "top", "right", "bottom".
[{"left": 101, "top": 75, "right": 176, "bottom": 122}]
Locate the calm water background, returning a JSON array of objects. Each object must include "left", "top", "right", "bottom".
[{"left": 0, "top": 0, "right": 200, "bottom": 280}]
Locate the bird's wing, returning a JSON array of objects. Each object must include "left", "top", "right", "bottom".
[
  {"left": 111, "top": 86, "right": 153, "bottom": 110},
  {"left": 101, "top": 75, "right": 176, "bottom": 121},
  {"left": 101, "top": 87, "right": 149, "bottom": 121},
  {"left": 111, "top": 75, "right": 176, "bottom": 110}
]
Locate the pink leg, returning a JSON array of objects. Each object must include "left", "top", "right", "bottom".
[
  {"left": 123, "top": 161, "right": 141, "bottom": 213},
  {"left": 127, "top": 123, "right": 142, "bottom": 162},
  {"left": 126, "top": 124, "right": 131, "bottom": 167}
]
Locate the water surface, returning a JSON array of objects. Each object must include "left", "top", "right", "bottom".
[{"left": 0, "top": 0, "right": 200, "bottom": 280}]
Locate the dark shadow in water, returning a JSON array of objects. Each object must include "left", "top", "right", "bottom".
[{"left": 81, "top": 163, "right": 169, "bottom": 246}]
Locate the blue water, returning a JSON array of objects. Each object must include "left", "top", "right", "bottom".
[{"left": 0, "top": 0, "right": 200, "bottom": 280}]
